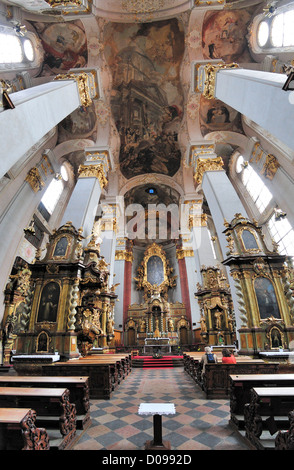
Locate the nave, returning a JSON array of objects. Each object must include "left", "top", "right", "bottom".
[{"left": 72, "top": 368, "right": 248, "bottom": 451}]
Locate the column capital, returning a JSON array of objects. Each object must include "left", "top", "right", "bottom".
[
  {"left": 188, "top": 140, "right": 216, "bottom": 168},
  {"left": 193, "top": 0, "right": 225, "bottom": 8},
  {"left": 192, "top": 60, "right": 239, "bottom": 99},
  {"left": 78, "top": 163, "right": 108, "bottom": 188},
  {"left": 54, "top": 68, "right": 100, "bottom": 107},
  {"left": 44, "top": 0, "right": 92, "bottom": 15},
  {"left": 194, "top": 156, "right": 224, "bottom": 186},
  {"left": 84, "top": 147, "right": 112, "bottom": 172}
]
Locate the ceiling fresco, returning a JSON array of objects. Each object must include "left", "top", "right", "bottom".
[
  {"left": 202, "top": 9, "right": 253, "bottom": 63},
  {"left": 104, "top": 19, "right": 185, "bottom": 179},
  {"left": 33, "top": 20, "right": 88, "bottom": 75}
]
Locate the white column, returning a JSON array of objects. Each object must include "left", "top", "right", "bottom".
[
  {"left": 189, "top": 142, "right": 250, "bottom": 342},
  {"left": 0, "top": 81, "right": 80, "bottom": 179},
  {"left": 197, "top": 62, "right": 294, "bottom": 150},
  {"left": 0, "top": 154, "right": 58, "bottom": 320},
  {"left": 61, "top": 148, "right": 111, "bottom": 241}
]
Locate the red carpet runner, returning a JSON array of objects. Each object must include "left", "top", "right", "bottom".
[{"left": 132, "top": 356, "right": 183, "bottom": 369}]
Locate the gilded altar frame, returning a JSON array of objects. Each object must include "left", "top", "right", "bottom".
[{"left": 135, "top": 243, "right": 170, "bottom": 294}]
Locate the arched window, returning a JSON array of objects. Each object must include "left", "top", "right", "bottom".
[
  {"left": 267, "top": 212, "right": 294, "bottom": 256},
  {"left": 39, "top": 164, "right": 69, "bottom": 218},
  {"left": 253, "top": 5, "right": 294, "bottom": 53},
  {"left": 236, "top": 154, "right": 294, "bottom": 258},
  {"left": 236, "top": 155, "right": 273, "bottom": 213}
]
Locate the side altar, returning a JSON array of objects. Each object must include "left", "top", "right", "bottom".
[{"left": 1, "top": 222, "right": 118, "bottom": 367}]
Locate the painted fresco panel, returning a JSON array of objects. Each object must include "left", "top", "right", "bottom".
[{"left": 104, "top": 20, "right": 185, "bottom": 179}]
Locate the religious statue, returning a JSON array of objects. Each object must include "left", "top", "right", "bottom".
[
  {"left": 153, "top": 318, "right": 161, "bottom": 338},
  {"left": 214, "top": 309, "right": 223, "bottom": 330},
  {"left": 138, "top": 319, "right": 146, "bottom": 333},
  {"left": 199, "top": 315, "right": 207, "bottom": 333},
  {"left": 168, "top": 318, "right": 174, "bottom": 332}
]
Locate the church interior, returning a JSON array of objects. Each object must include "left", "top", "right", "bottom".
[{"left": 1, "top": 0, "right": 294, "bottom": 452}]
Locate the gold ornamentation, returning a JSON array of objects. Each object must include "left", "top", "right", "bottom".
[
  {"left": 134, "top": 243, "right": 177, "bottom": 299},
  {"left": 78, "top": 163, "right": 108, "bottom": 188},
  {"left": 115, "top": 250, "right": 134, "bottom": 262},
  {"left": 194, "top": 0, "right": 224, "bottom": 5},
  {"left": 45, "top": 0, "right": 82, "bottom": 6},
  {"left": 54, "top": 72, "right": 92, "bottom": 108},
  {"left": 194, "top": 157, "right": 224, "bottom": 185},
  {"left": 176, "top": 248, "right": 194, "bottom": 259},
  {"left": 25, "top": 167, "right": 44, "bottom": 193},
  {"left": 261, "top": 154, "right": 280, "bottom": 180},
  {"left": 189, "top": 213, "right": 207, "bottom": 229},
  {"left": 203, "top": 63, "right": 239, "bottom": 100}
]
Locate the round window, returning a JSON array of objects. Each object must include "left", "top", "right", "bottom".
[
  {"left": 257, "top": 21, "right": 269, "bottom": 47},
  {"left": 23, "top": 39, "right": 34, "bottom": 61},
  {"left": 60, "top": 164, "right": 69, "bottom": 181},
  {"left": 236, "top": 155, "right": 244, "bottom": 174}
]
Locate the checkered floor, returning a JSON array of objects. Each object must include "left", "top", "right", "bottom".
[{"left": 73, "top": 368, "right": 249, "bottom": 450}]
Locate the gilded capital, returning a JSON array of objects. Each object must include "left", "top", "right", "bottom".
[
  {"left": 203, "top": 62, "right": 239, "bottom": 100},
  {"left": 189, "top": 213, "right": 207, "bottom": 229},
  {"left": 194, "top": 157, "right": 224, "bottom": 185},
  {"left": 176, "top": 248, "right": 194, "bottom": 259},
  {"left": 54, "top": 71, "right": 92, "bottom": 107},
  {"left": 78, "top": 163, "right": 108, "bottom": 188},
  {"left": 115, "top": 250, "right": 134, "bottom": 262}
]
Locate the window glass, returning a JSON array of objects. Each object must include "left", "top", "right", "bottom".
[
  {"left": 271, "top": 13, "right": 283, "bottom": 47},
  {"left": 257, "top": 21, "right": 269, "bottom": 47},
  {"left": 60, "top": 164, "right": 69, "bottom": 181},
  {"left": 41, "top": 178, "right": 64, "bottom": 215},
  {"left": 237, "top": 155, "right": 273, "bottom": 213},
  {"left": 0, "top": 33, "right": 22, "bottom": 63},
  {"left": 283, "top": 10, "right": 294, "bottom": 46},
  {"left": 23, "top": 38, "right": 34, "bottom": 61},
  {"left": 267, "top": 214, "right": 294, "bottom": 256}
]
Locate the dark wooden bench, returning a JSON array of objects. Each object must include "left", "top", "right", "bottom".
[
  {"left": 43, "top": 354, "right": 132, "bottom": 399},
  {"left": 86, "top": 353, "right": 132, "bottom": 377},
  {"left": 0, "top": 387, "right": 76, "bottom": 450},
  {"left": 196, "top": 361, "right": 279, "bottom": 399},
  {"left": 183, "top": 353, "right": 200, "bottom": 379},
  {"left": 275, "top": 410, "right": 294, "bottom": 450},
  {"left": 229, "top": 373, "right": 294, "bottom": 431},
  {"left": 43, "top": 361, "right": 114, "bottom": 399},
  {"left": 0, "top": 408, "right": 50, "bottom": 450},
  {"left": 0, "top": 376, "right": 90, "bottom": 430},
  {"left": 244, "top": 387, "right": 294, "bottom": 450}
]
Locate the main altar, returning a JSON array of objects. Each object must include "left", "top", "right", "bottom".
[{"left": 125, "top": 243, "right": 191, "bottom": 349}]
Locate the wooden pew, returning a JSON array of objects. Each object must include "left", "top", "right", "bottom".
[
  {"left": 0, "top": 376, "right": 90, "bottom": 430},
  {"left": 43, "top": 361, "right": 114, "bottom": 399},
  {"left": 0, "top": 408, "right": 50, "bottom": 450},
  {"left": 275, "top": 410, "right": 294, "bottom": 450},
  {"left": 195, "top": 361, "right": 279, "bottom": 399},
  {"left": 86, "top": 353, "right": 132, "bottom": 376},
  {"left": 229, "top": 373, "right": 294, "bottom": 431},
  {"left": 0, "top": 387, "right": 76, "bottom": 450},
  {"left": 43, "top": 353, "right": 132, "bottom": 399},
  {"left": 244, "top": 387, "right": 294, "bottom": 450}
]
